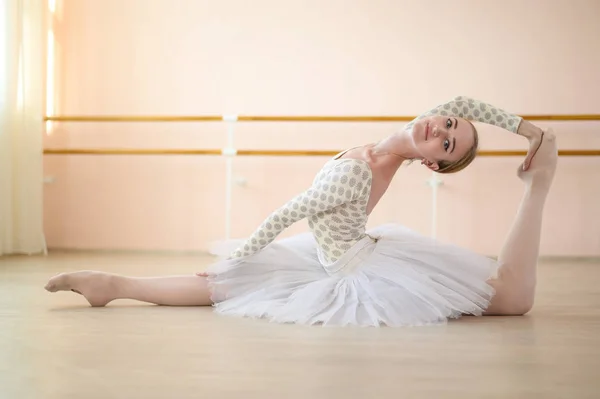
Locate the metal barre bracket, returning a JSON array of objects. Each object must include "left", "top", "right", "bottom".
[
  {"left": 222, "top": 115, "right": 239, "bottom": 122},
  {"left": 221, "top": 148, "right": 238, "bottom": 156}
]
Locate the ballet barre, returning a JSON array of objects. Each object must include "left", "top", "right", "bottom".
[
  {"left": 42, "top": 112, "right": 600, "bottom": 240},
  {"left": 44, "top": 114, "right": 600, "bottom": 122},
  {"left": 42, "top": 149, "right": 600, "bottom": 156}
]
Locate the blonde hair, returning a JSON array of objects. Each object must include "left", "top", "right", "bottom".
[{"left": 436, "top": 120, "right": 479, "bottom": 174}]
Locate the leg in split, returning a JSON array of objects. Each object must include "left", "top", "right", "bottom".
[
  {"left": 484, "top": 129, "right": 558, "bottom": 315},
  {"left": 45, "top": 271, "right": 213, "bottom": 307}
]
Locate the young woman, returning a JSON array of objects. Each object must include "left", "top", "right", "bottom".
[{"left": 45, "top": 96, "right": 558, "bottom": 327}]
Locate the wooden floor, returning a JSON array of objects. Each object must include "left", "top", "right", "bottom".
[{"left": 1, "top": 253, "right": 599, "bottom": 399}]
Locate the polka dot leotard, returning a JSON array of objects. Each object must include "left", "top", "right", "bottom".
[{"left": 229, "top": 96, "right": 522, "bottom": 264}]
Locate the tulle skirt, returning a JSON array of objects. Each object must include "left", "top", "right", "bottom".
[{"left": 204, "top": 224, "right": 498, "bottom": 327}]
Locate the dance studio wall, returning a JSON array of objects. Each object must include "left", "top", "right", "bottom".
[{"left": 43, "top": 0, "right": 600, "bottom": 257}]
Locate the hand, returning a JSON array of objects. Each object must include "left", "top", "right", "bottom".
[
  {"left": 517, "top": 120, "right": 545, "bottom": 171},
  {"left": 523, "top": 132, "right": 545, "bottom": 171}
]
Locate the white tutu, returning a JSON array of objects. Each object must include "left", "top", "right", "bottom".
[{"left": 205, "top": 224, "right": 498, "bottom": 327}]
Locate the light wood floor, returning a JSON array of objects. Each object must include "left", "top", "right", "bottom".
[{"left": 1, "top": 253, "right": 599, "bottom": 399}]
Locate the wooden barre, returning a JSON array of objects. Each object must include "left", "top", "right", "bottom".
[
  {"left": 43, "top": 114, "right": 600, "bottom": 122},
  {"left": 42, "top": 149, "right": 600, "bottom": 157}
]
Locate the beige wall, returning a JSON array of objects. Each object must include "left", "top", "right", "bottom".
[{"left": 43, "top": 0, "right": 600, "bottom": 256}]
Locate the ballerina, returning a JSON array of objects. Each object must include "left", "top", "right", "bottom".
[{"left": 45, "top": 96, "right": 557, "bottom": 326}]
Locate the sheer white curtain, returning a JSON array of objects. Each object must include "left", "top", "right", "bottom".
[{"left": 0, "top": 0, "right": 47, "bottom": 255}]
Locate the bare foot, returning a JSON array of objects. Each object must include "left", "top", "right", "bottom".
[
  {"left": 45, "top": 271, "right": 118, "bottom": 307},
  {"left": 517, "top": 128, "right": 558, "bottom": 188}
]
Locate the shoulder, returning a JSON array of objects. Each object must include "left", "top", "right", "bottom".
[
  {"left": 328, "top": 158, "right": 371, "bottom": 178},
  {"left": 315, "top": 158, "right": 371, "bottom": 198}
]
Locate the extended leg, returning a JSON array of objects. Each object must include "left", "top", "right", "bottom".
[
  {"left": 45, "top": 271, "right": 213, "bottom": 307},
  {"left": 485, "top": 129, "right": 558, "bottom": 315}
]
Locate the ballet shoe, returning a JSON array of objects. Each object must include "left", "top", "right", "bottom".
[{"left": 45, "top": 271, "right": 117, "bottom": 307}]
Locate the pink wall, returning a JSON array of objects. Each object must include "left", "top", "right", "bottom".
[{"left": 43, "top": 0, "right": 600, "bottom": 256}]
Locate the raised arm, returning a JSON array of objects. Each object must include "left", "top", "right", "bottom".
[
  {"left": 404, "top": 95, "right": 522, "bottom": 133},
  {"left": 405, "top": 95, "right": 545, "bottom": 170},
  {"left": 228, "top": 159, "right": 368, "bottom": 259}
]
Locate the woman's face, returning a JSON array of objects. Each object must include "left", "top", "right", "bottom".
[{"left": 412, "top": 115, "right": 476, "bottom": 170}]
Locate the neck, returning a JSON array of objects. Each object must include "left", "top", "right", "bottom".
[
  {"left": 372, "top": 130, "right": 419, "bottom": 164},
  {"left": 362, "top": 131, "right": 414, "bottom": 179}
]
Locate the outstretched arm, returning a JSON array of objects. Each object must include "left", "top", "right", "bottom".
[
  {"left": 404, "top": 95, "right": 522, "bottom": 133},
  {"left": 405, "top": 95, "right": 545, "bottom": 170},
  {"left": 228, "top": 159, "right": 368, "bottom": 259}
]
